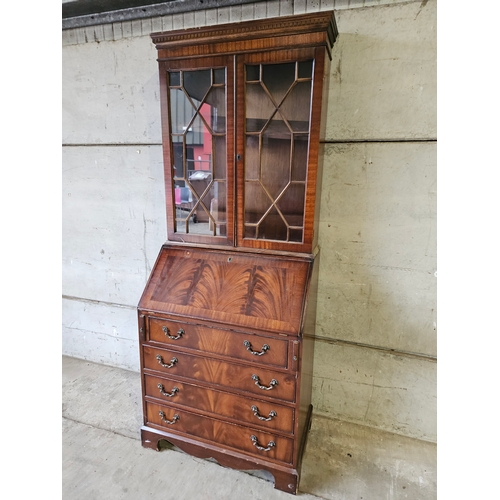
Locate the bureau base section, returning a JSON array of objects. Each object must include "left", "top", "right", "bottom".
[{"left": 140, "top": 425, "right": 303, "bottom": 494}]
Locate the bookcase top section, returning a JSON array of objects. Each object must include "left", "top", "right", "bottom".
[{"left": 150, "top": 11, "right": 338, "bottom": 60}]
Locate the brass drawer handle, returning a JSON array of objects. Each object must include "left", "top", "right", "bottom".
[
  {"left": 243, "top": 340, "right": 270, "bottom": 356},
  {"left": 252, "top": 374, "right": 278, "bottom": 390},
  {"left": 251, "top": 405, "right": 277, "bottom": 421},
  {"left": 158, "top": 411, "right": 179, "bottom": 425},
  {"left": 162, "top": 326, "right": 184, "bottom": 340},
  {"left": 157, "top": 383, "right": 179, "bottom": 397},
  {"left": 250, "top": 435, "right": 275, "bottom": 452},
  {"left": 156, "top": 354, "right": 178, "bottom": 368}
]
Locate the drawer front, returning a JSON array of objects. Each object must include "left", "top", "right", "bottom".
[
  {"left": 145, "top": 401, "right": 294, "bottom": 464},
  {"left": 143, "top": 345, "right": 296, "bottom": 402},
  {"left": 147, "top": 316, "right": 288, "bottom": 368},
  {"left": 144, "top": 374, "right": 295, "bottom": 434}
]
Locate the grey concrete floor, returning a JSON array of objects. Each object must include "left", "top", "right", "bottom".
[{"left": 62, "top": 355, "right": 436, "bottom": 500}]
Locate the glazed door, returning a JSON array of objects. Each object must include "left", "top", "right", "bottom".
[
  {"left": 236, "top": 48, "right": 326, "bottom": 253},
  {"left": 159, "top": 55, "right": 235, "bottom": 246}
]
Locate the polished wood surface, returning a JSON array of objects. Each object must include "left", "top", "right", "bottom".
[
  {"left": 145, "top": 402, "right": 294, "bottom": 464},
  {"left": 140, "top": 11, "right": 337, "bottom": 494},
  {"left": 147, "top": 316, "right": 289, "bottom": 368},
  {"left": 139, "top": 245, "right": 312, "bottom": 335},
  {"left": 141, "top": 427, "right": 301, "bottom": 494},
  {"left": 154, "top": 12, "right": 336, "bottom": 253},
  {"left": 143, "top": 345, "right": 297, "bottom": 402},
  {"left": 144, "top": 373, "right": 295, "bottom": 433},
  {"left": 151, "top": 11, "right": 338, "bottom": 61}
]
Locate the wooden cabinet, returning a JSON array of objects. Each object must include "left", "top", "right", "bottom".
[{"left": 138, "top": 11, "right": 337, "bottom": 494}]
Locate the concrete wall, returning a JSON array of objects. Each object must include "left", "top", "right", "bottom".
[{"left": 62, "top": 0, "right": 436, "bottom": 442}]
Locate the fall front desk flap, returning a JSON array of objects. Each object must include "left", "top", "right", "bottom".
[{"left": 139, "top": 245, "right": 313, "bottom": 336}]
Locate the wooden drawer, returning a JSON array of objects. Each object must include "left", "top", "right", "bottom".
[
  {"left": 147, "top": 316, "right": 289, "bottom": 368},
  {"left": 144, "top": 373, "right": 295, "bottom": 434},
  {"left": 143, "top": 345, "right": 296, "bottom": 403},
  {"left": 145, "top": 401, "right": 294, "bottom": 464}
]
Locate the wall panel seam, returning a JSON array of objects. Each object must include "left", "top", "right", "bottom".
[
  {"left": 63, "top": 294, "right": 137, "bottom": 310},
  {"left": 322, "top": 139, "right": 437, "bottom": 144},
  {"left": 63, "top": 295, "right": 436, "bottom": 362},
  {"left": 62, "top": 143, "right": 163, "bottom": 147},
  {"left": 304, "top": 333, "right": 437, "bottom": 362}
]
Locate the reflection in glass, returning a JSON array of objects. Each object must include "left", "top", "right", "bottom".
[
  {"left": 246, "top": 65, "right": 260, "bottom": 82},
  {"left": 298, "top": 60, "right": 313, "bottom": 79},
  {"left": 206, "top": 87, "right": 226, "bottom": 133},
  {"left": 279, "top": 81, "right": 312, "bottom": 131},
  {"left": 244, "top": 60, "right": 313, "bottom": 243},
  {"left": 245, "top": 136, "right": 260, "bottom": 181},
  {"left": 184, "top": 70, "right": 211, "bottom": 102},
  {"left": 259, "top": 206, "right": 287, "bottom": 241},
  {"left": 261, "top": 132, "right": 290, "bottom": 200},
  {"left": 214, "top": 68, "right": 225, "bottom": 85},
  {"left": 245, "top": 83, "right": 276, "bottom": 133},
  {"left": 168, "top": 68, "right": 227, "bottom": 236},
  {"left": 292, "top": 136, "right": 308, "bottom": 182},
  {"left": 262, "top": 62, "right": 295, "bottom": 103},
  {"left": 169, "top": 71, "right": 181, "bottom": 87},
  {"left": 277, "top": 183, "right": 306, "bottom": 224},
  {"left": 212, "top": 136, "right": 226, "bottom": 181},
  {"left": 169, "top": 89, "right": 196, "bottom": 134},
  {"left": 244, "top": 181, "right": 271, "bottom": 224}
]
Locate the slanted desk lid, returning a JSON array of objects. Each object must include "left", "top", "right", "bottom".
[{"left": 139, "top": 245, "right": 313, "bottom": 336}]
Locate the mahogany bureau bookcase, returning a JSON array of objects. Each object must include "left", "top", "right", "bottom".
[{"left": 137, "top": 11, "right": 338, "bottom": 494}]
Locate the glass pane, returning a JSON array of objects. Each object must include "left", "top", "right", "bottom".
[
  {"left": 246, "top": 65, "right": 259, "bottom": 82},
  {"left": 245, "top": 135, "right": 260, "bottom": 181},
  {"left": 243, "top": 59, "right": 312, "bottom": 244},
  {"left": 185, "top": 117, "right": 211, "bottom": 181},
  {"left": 183, "top": 70, "right": 211, "bottom": 102},
  {"left": 245, "top": 83, "right": 276, "bottom": 133},
  {"left": 278, "top": 81, "right": 312, "bottom": 132},
  {"left": 209, "top": 181, "right": 226, "bottom": 223},
  {"left": 292, "top": 136, "right": 308, "bottom": 181},
  {"left": 206, "top": 87, "right": 226, "bottom": 133},
  {"left": 260, "top": 133, "right": 291, "bottom": 199},
  {"left": 264, "top": 113, "right": 291, "bottom": 137},
  {"left": 174, "top": 185, "right": 194, "bottom": 234},
  {"left": 168, "top": 67, "right": 228, "bottom": 239},
  {"left": 276, "top": 183, "right": 306, "bottom": 224},
  {"left": 212, "top": 136, "right": 226, "bottom": 181},
  {"left": 258, "top": 206, "right": 287, "bottom": 241},
  {"left": 169, "top": 89, "right": 196, "bottom": 134},
  {"left": 189, "top": 171, "right": 212, "bottom": 199},
  {"left": 183, "top": 114, "right": 202, "bottom": 149},
  {"left": 213, "top": 68, "right": 225, "bottom": 85},
  {"left": 244, "top": 181, "right": 271, "bottom": 224},
  {"left": 289, "top": 228, "right": 303, "bottom": 242},
  {"left": 262, "top": 62, "right": 295, "bottom": 104},
  {"left": 193, "top": 184, "right": 212, "bottom": 223},
  {"left": 298, "top": 60, "right": 313, "bottom": 79},
  {"left": 172, "top": 143, "right": 185, "bottom": 182},
  {"left": 245, "top": 225, "right": 256, "bottom": 239},
  {"left": 169, "top": 71, "right": 181, "bottom": 87}
]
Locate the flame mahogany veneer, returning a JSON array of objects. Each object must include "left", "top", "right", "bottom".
[
  {"left": 138, "top": 12, "right": 337, "bottom": 495},
  {"left": 138, "top": 245, "right": 318, "bottom": 493}
]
